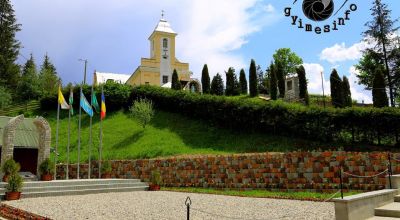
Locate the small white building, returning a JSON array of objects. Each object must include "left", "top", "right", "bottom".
[{"left": 93, "top": 71, "right": 131, "bottom": 85}]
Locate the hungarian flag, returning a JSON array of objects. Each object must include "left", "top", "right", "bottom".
[
  {"left": 100, "top": 91, "right": 106, "bottom": 120},
  {"left": 92, "top": 90, "right": 100, "bottom": 113},
  {"left": 58, "top": 85, "right": 70, "bottom": 110},
  {"left": 80, "top": 92, "right": 93, "bottom": 117},
  {"left": 69, "top": 88, "right": 74, "bottom": 115}
]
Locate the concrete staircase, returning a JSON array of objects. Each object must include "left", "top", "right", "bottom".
[{"left": 0, "top": 179, "right": 148, "bottom": 199}]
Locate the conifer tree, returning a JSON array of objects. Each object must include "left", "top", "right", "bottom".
[
  {"left": 39, "top": 54, "right": 60, "bottom": 97},
  {"left": 342, "top": 76, "right": 352, "bottom": 107},
  {"left": 330, "top": 69, "right": 343, "bottom": 108},
  {"left": 0, "top": 0, "right": 21, "bottom": 92},
  {"left": 269, "top": 63, "right": 278, "bottom": 100},
  {"left": 276, "top": 62, "right": 285, "bottom": 98},
  {"left": 239, "top": 68, "right": 248, "bottom": 94},
  {"left": 210, "top": 73, "right": 224, "bottom": 96},
  {"left": 225, "top": 67, "right": 239, "bottom": 96},
  {"left": 18, "top": 54, "right": 40, "bottom": 101},
  {"left": 171, "top": 69, "right": 181, "bottom": 90},
  {"left": 373, "top": 66, "right": 389, "bottom": 108},
  {"left": 201, "top": 64, "right": 210, "bottom": 94},
  {"left": 297, "top": 65, "right": 309, "bottom": 105},
  {"left": 249, "top": 59, "right": 258, "bottom": 97}
]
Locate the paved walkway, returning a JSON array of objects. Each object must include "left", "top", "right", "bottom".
[{"left": 4, "top": 191, "right": 334, "bottom": 219}]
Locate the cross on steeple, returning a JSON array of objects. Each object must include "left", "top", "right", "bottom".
[{"left": 161, "top": 10, "right": 165, "bottom": 19}]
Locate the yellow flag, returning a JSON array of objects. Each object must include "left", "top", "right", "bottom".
[{"left": 58, "top": 86, "right": 70, "bottom": 109}]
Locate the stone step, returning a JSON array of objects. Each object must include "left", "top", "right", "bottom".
[
  {"left": 19, "top": 186, "right": 148, "bottom": 199},
  {"left": 0, "top": 178, "right": 142, "bottom": 188},
  {"left": 20, "top": 182, "right": 148, "bottom": 193},
  {"left": 367, "top": 217, "right": 400, "bottom": 220},
  {"left": 375, "top": 203, "right": 400, "bottom": 218}
]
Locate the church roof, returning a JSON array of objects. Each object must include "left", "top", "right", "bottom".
[
  {"left": 154, "top": 19, "right": 176, "bottom": 34},
  {"left": 0, "top": 116, "right": 39, "bottom": 148},
  {"left": 94, "top": 72, "right": 131, "bottom": 85}
]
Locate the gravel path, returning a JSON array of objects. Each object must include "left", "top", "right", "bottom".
[{"left": 4, "top": 191, "right": 334, "bottom": 220}]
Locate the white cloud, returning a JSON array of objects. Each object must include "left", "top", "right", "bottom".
[
  {"left": 348, "top": 66, "right": 373, "bottom": 104},
  {"left": 177, "top": 1, "right": 281, "bottom": 79},
  {"left": 320, "top": 41, "right": 371, "bottom": 64},
  {"left": 303, "top": 63, "right": 330, "bottom": 95}
]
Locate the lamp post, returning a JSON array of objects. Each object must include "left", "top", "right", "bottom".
[{"left": 79, "top": 59, "right": 88, "bottom": 85}]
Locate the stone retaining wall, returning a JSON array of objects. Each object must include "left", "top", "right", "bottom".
[{"left": 56, "top": 152, "right": 399, "bottom": 191}]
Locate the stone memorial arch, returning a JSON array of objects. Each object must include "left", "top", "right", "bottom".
[{"left": 1, "top": 115, "right": 51, "bottom": 175}]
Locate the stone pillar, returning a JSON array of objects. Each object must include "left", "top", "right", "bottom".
[
  {"left": 1, "top": 115, "right": 24, "bottom": 170},
  {"left": 34, "top": 116, "right": 51, "bottom": 175}
]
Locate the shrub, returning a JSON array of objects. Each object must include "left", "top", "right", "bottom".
[
  {"left": 210, "top": 73, "right": 224, "bottom": 96},
  {"left": 6, "top": 173, "right": 23, "bottom": 192},
  {"left": 150, "top": 170, "right": 162, "bottom": 185},
  {"left": 101, "top": 161, "right": 112, "bottom": 173},
  {"left": 1, "top": 159, "right": 20, "bottom": 176},
  {"left": 129, "top": 98, "right": 155, "bottom": 128},
  {"left": 39, "top": 158, "right": 55, "bottom": 175}
]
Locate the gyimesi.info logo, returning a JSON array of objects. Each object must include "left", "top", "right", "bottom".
[{"left": 284, "top": 0, "right": 358, "bottom": 34}]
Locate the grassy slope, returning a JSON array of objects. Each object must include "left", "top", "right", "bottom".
[{"left": 46, "top": 110, "right": 325, "bottom": 163}]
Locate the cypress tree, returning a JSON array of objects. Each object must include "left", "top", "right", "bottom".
[
  {"left": 225, "top": 67, "right": 239, "bottom": 96},
  {"left": 239, "top": 68, "right": 248, "bottom": 94},
  {"left": 342, "top": 76, "right": 352, "bottom": 107},
  {"left": 201, "top": 64, "right": 210, "bottom": 94},
  {"left": 373, "top": 66, "right": 389, "bottom": 108},
  {"left": 330, "top": 69, "right": 343, "bottom": 108},
  {"left": 171, "top": 69, "right": 181, "bottom": 90},
  {"left": 0, "top": 0, "right": 21, "bottom": 93},
  {"left": 249, "top": 59, "right": 258, "bottom": 97},
  {"left": 276, "top": 62, "right": 285, "bottom": 98},
  {"left": 210, "top": 73, "right": 224, "bottom": 96},
  {"left": 297, "top": 65, "right": 309, "bottom": 105},
  {"left": 269, "top": 63, "right": 278, "bottom": 100}
]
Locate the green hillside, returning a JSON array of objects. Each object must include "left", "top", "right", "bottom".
[{"left": 46, "top": 110, "right": 323, "bottom": 163}]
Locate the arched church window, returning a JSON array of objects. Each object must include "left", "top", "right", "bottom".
[{"left": 163, "top": 38, "right": 168, "bottom": 48}]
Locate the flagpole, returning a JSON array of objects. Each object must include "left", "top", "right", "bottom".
[
  {"left": 99, "top": 86, "right": 103, "bottom": 179},
  {"left": 54, "top": 84, "right": 61, "bottom": 181},
  {"left": 66, "top": 88, "right": 72, "bottom": 180},
  {"left": 88, "top": 84, "right": 94, "bottom": 179},
  {"left": 77, "top": 84, "right": 83, "bottom": 179}
]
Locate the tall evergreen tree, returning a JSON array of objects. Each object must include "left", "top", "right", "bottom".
[
  {"left": 373, "top": 66, "right": 389, "bottom": 108},
  {"left": 225, "top": 67, "right": 239, "bottom": 96},
  {"left": 201, "top": 64, "right": 210, "bottom": 94},
  {"left": 269, "top": 63, "right": 278, "bottom": 100},
  {"left": 0, "top": 0, "right": 21, "bottom": 93},
  {"left": 330, "top": 69, "right": 343, "bottom": 108},
  {"left": 171, "top": 69, "right": 181, "bottom": 90},
  {"left": 361, "top": 0, "right": 399, "bottom": 106},
  {"left": 249, "top": 59, "right": 258, "bottom": 97},
  {"left": 210, "top": 73, "right": 224, "bottom": 96},
  {"left": 342, "top": 76, "right": 352, "bottom": 107},
  {"left": 296, "top": 65, "right": 309, "bottom": 105},
  {"left": 39, "top": 54, "right": 59, "bottom": 97},
  {"left": 239, "top": 68, "right": 248, "bottom": 94},
  {"left": 17, "top": 54, "right": 41, "bottom": 101},
  {"left": 276, "top": 62, "right": 285, "bottom": 98}
]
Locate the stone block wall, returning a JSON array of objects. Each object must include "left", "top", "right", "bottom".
[{"left": 56, "top": 152, "right": 398, "bottom": 191}]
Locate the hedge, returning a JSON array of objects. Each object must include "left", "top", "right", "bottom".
[
  {"left": 130, "top": 86, "right": 400, "bottom": 145},
  {"left": 41, "top": 84, "right": 400, "bottom": 145}
]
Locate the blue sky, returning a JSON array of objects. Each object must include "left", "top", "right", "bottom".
[{"left": 11, "top": 0, "right": 400, "bottom": 103}]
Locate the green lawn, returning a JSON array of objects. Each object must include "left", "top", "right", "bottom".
[
  {"left": 162, "top": 187, "right": 359, "bottom": 201},
  {"left": 45, "top": 109, "right": 328, "bottom": 163}
]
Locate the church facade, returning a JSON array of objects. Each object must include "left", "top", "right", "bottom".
[{"left": 126, "top": 17, "right": 192, "bottom": 87}]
